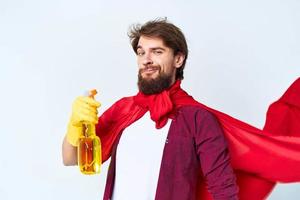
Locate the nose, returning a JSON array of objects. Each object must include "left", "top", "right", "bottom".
[{"left": 142, "top": 53, "right": 153, "bottom": 66}]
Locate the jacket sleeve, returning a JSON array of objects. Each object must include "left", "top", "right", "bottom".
[{"left": 195, "top": 110, "right": 239, "bottom": 200}]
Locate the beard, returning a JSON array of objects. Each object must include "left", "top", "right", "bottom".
[{"left": 137, "top": 68, "right": 174, "bottom": 95}]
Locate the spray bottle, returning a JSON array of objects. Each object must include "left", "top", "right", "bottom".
[{"left": 78, "top": 89, "right": 102, "bottom": 175}]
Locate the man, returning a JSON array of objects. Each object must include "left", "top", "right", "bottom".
[{"left": 62, "top": 19, "right": 239, "bottom": 200}]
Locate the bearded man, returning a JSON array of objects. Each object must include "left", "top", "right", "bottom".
[
  {"left": 62, "top": 18, "right": 300, "bottom": 200},
  {"left": 62, "top": 19, "right": 239, "bottom": 200}
]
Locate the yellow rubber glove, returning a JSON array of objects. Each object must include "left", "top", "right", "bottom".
[{"left": 66, "top": 95, "right": 101, "bottom": 146}]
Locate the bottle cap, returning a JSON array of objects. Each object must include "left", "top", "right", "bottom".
[
  {"left": 84, "top": 89, "right": 97, "bottom": 99},
  {"left": 89, "top": 89, "right": 97, "bottom": 99}
]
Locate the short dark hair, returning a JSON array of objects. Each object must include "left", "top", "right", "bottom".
[{"left": 128, "top": 18, "right": 188, "bottom": 80}]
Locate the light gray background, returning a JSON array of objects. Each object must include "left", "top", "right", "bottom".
[{"left": 0, "top": 0, "right": 299, "bottom": 199}]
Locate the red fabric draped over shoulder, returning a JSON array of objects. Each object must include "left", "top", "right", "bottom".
[{"left": 96, "top": 78, "right": 300, "bottom": 199}]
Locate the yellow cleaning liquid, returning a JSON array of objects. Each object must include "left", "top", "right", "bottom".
[{"left": 77, "top": 90, "right": 102, "bottom": 175}]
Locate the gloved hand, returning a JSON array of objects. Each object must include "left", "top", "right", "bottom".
[{"left": 66, "top": 95, "right": 101, "bottom": 146}]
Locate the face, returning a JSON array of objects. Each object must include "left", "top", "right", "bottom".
[{"left": 136, "top": 36, "right": 184, "bottom": 94}]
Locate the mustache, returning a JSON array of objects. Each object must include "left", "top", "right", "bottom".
[{"left": 139, "top": 66, "right": 161, "bottom": 73}]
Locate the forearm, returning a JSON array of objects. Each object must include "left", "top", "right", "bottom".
[{"left": 62, "top": 136, "right": 78, "bottom": 166}]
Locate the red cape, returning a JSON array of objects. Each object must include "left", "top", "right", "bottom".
[
  {"left": 264, "top": 77, "right": 300, "bottom": 137},
  {"left": 96, "top": 78, "right": 300, "bottom": 198}
]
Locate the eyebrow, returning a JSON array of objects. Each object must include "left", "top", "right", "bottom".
[{"left": 136, "top": 46, "right": 166, "bottom": 51}]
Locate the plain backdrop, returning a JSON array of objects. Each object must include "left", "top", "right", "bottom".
[{"left": 0, "top": 0, "right": 299, "bottom": 199}]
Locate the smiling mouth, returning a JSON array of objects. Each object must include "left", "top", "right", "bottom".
[{"left": 141, "top": 66, "right": 160, "bottom": 75}]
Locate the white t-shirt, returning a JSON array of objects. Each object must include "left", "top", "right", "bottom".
[{"left": 111, "top": 112, "right": 170, "bottom": 200}]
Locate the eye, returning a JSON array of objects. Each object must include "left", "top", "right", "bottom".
[
  {"left": 154, "top": 50, "right": 163, "bottom": 55},
  {"left": 137, "top": 51, "right": 145, "bottom": 56}
]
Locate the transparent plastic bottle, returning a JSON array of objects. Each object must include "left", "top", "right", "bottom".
[{"left": 77, "top": 90, "right": 102, "bottom": 175}]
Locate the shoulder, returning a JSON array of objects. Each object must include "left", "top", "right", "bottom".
[
  {"left": 100, "top": 96, "right": 135, "bottom": 120},
  {"left": 114, "top": 95, "right": 135, "bottom": 104},
  {"left": 171, "top": 105, "right": 220, "bottom": 138},
  {"left": 108, "top": 96, "right": 136, "bottom": 111},
  {"left": 177, "top": 105, "right": 217, "bottom": 122}
]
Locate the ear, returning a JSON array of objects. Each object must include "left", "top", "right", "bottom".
[{"left": 174, "top": 52, "right": 185, "bottom": 69}]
